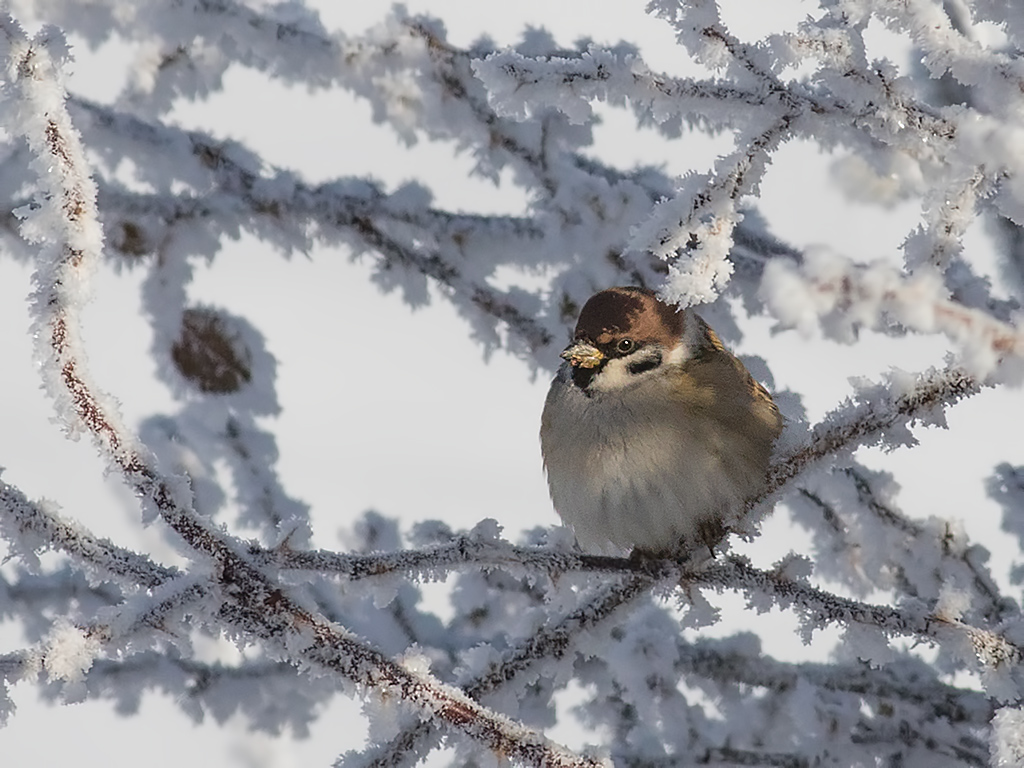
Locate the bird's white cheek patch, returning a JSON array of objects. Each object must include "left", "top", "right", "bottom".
[{"left": 588, "top": 358, "right": 635, "bottom": 393}]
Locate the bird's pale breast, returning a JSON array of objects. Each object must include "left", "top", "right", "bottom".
[{"left": 541, "top": 365, "right": 765, "bottom": 554}]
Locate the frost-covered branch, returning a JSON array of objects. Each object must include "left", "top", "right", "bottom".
[
  {"left": 762, "top": 365, "right": 979, "bottom": 496},
  {"left": 0, "top": 18, "right": 600, "bottom": 766},
  {"left": 794, "top": 465, "right": 1010, "bottom": 623},
  {"left": 67, "top": 96, "right": 557, "bottom": 350},
  {"left": 4, "top": 0, "right": 1024, "bottom": 765},
  {"left": 0, "top": 3, "right": 817, "bottom": 358},
  {"left": 0, "top": 479, "right": 176, "bottom": 587},
  {"left": 697, "top": 556, "right": 1023, "bottom": 696},
  {"left": 762, "top": 250, "right": 1024, "bottom": 377},
  {"left": 676, "top": 634, "right": 993, "bottom": 725},
  {"left": 347, "top": 574, "right": 654, "bottom": 768}
]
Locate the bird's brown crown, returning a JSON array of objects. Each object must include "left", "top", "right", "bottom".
[{"left": 574, "top": 287, "right": 684, "bottom": 347}]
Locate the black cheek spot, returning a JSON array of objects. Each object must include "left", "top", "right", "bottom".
[{"left": 627, "top": 352, "right": 662, "bottom": 376}]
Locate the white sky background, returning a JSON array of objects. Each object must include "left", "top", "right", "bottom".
[{"left": 2, "top": 1, "right": 1023, "bottom": 765}]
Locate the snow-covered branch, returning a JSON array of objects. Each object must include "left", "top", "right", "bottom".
[
  {"left": 0, "top": 478, "right": 175, "bottom": 586},
  {"left": 4, "top": 0, "right": 1024, "bottom": 765},
  {"left": 794, "top": 465, "right": 1010, "bottom": 623},
  {"left": 0, "top": 17, "right": 599, "bottom": 766},
  {"left": 762, "top": 250, "right": 1024, "bottom": 377}
]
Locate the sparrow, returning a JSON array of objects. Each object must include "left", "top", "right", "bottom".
[{"left": 540, "top": 286, "right": 783, "bottom": 557}]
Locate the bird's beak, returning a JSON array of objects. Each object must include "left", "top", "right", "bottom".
[{"left": 560, "top": 341, "right": 604, "bottom": 368}]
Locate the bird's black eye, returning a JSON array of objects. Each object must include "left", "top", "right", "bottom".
[{"left": 616, "top": 338, "right": 634, "bottom": 354}]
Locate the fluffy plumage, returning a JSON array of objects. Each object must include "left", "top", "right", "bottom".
[{"left": 540, "top": 287, "right": 782, "bottom": 556}]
